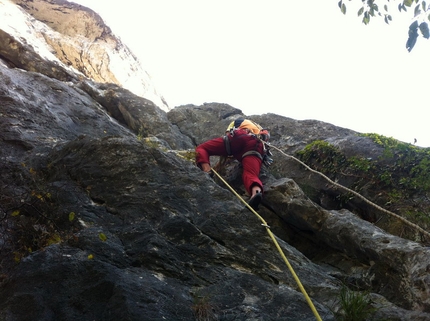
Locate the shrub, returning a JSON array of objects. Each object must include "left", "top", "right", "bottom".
[{"left": 335, "top": 286, "right": 376, "bottom": 321}]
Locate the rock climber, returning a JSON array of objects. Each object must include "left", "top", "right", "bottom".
[{"left": 195, "top": 118, "right": 272, "bottom": 210}]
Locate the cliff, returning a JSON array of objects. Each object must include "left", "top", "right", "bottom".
[
  {"left": 1, "top": 0, "right": 169, "bottom": 111},
  {"left": 0, "top": 1, "right": 429, "bottom": 320}
]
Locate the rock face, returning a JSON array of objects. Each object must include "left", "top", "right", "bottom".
[
  {"left": 1, "top": 0, "right": 168, "bottom": 111},
  {"left": 1, "top": 1, "right": 430, "bottom": 321}
]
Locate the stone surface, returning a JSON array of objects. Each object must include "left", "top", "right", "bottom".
[
  {"left": 0, "top": 1, "right": 429, "bottom": 321},
  {"left": 1, "top": 0, "right": 168, "bottom": 111}
]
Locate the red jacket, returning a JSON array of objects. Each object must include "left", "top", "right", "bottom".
[{"left": 195, "top": 129, "right": 264, "bottom": 195}]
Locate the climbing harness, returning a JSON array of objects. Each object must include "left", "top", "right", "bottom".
[
  {"left": 242, "top": 150, "right": 263, "bottom": 161},
  {"left": 223, "top": 118, "right": 270, "bottom": 162},
  {"left": 211, "top": 168, "right": 323, "bottom": 321},
  {"left": 222, "top": 132, "right": 272, "bottom": 166}
]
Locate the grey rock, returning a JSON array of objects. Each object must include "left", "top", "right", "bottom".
[{"left": 0, "top": 1, "right": 429, "bottom": 321}]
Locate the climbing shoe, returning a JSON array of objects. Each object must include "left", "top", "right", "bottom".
[{"left": 248, "top": 192, "right": 263, "bottom": 211}]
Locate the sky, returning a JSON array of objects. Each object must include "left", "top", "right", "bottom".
[{"left": 72, "top": 0, "right": 429, "bottom": 147}]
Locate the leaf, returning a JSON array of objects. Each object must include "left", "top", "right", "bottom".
[
  {"left": 341, "top": 3, "right": 347, "bottom": 14},
  {"left": 423, "top": 1, "right": 427, "bottom": 11},
  {"left": 414, "top": 4, "right": 422, "bottom": 17},
  {"left": 406, "top": 32, "right": 418, "bottom": 52},
  {"left": 87, "top": 254, "right": 94, "bottom": 260},
  {"left": 384, "top": 4, "right": 388, "bottom": 11},
  {"left": 419, "top": 22, "right": 430, "bottom": 39},
  {"left": 338, "top": 0, "right": 342, "bottom": 9},
  {"left": 99, "top": 233, "right": 107, "bottom": 242},
  {"left": 11, "top": 210, "right": 20, "bottom": 217},
  {"left": 409, "top": 20, "right": 419, "bottom": 31},
  {"left": 358, "top": 7, "right": 364, "bottom": 16},
  {"left": 69, "top": 211, "right": 75, "bottom": 221},
  {"left": 406, "top": 21, "right": 419, "bottom": 51},
  {"left": 47, "top": 234, "right": 61, "bottom": 245},
  {"left": 404, "top": 0, "right": 414, "bottom": 7},
  {"left": 363, "top": 12, "right": 371, "bottom": 25},
  {"left": 14, "top": 252, "right": 22, "bottom": 263}
]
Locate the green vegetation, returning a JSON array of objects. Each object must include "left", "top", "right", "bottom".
[
  {"left": 335, "top": 286, "right": 377, "bottom": 321},
  {"left": 297, "top": 134, "right": 430, "bottom": 240},
  {"left": 338, "top": 0, "right": 430, "bottom": 51},
  {"left": 1, "top": 163, "right": 80, "bottom": 265},
  {"left": 298, "top": 140, "right": 348, "bottom": 176},
  {"left": 136, "top": 126, "right": 146, "bottom": 141},
  {"left": 176, "top": 150, "right": 197, "bottom": 162},
  {"left": 362, "top": 133, "right": 430, "bottom": 192},
  {"left": 141, "top": 137, "right": 160, "bottom": 148}
]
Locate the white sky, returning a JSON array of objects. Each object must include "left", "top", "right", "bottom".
[{"left": 72, "top": 0, "right": 430, "bottom": 147}]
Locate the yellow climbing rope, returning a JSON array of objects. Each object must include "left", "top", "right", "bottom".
[{"left": 211, "top": 168, "right": 323, "bottom": 321}]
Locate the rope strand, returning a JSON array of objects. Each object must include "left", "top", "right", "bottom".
[
  {"left": 268, "top": 144, "right": 430, "bottom": 241},
  {"left": 211, "top": 168, "right": 323, "bottom": 321},
  {"left": 185, "top": 137, "right": 428, "bottom": 320}
]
